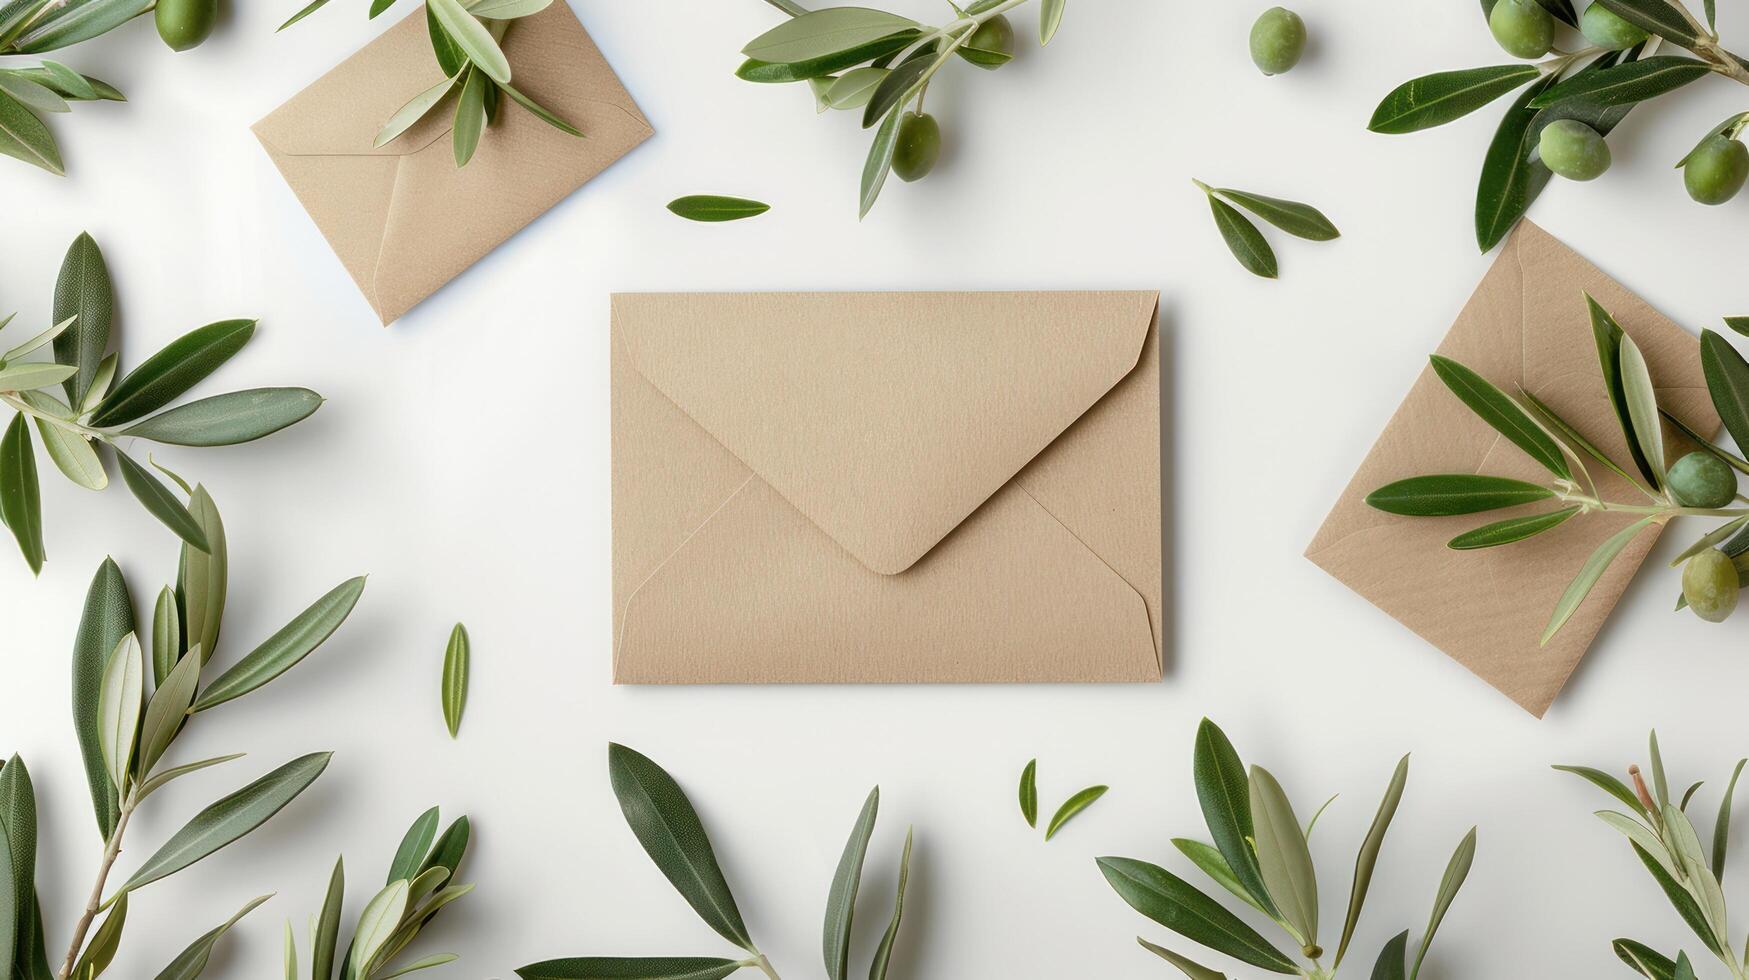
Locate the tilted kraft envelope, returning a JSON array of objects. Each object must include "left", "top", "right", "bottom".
[
  {"left": 611, "top": 292, "right": 1163, "bottom": 684},
  {"left": 254, "top": 2, "right": 651, "bottom": 324},
  {"left": 1307, "top": 222, "right": 1718, "bottom": 717}
]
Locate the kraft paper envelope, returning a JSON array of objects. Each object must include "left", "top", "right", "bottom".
[
  {"left": 611, "top": 291, "right": 1163, "bottom": 684},
  {"left": 1307, "top": 222, "right": 1718, "bottom": 717},
  {"left": 254, "top": 3, "right": 651, "bottom": 324}
]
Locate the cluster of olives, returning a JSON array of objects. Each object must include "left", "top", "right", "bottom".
[
  {"left": 156, "top": 0, "right": 219, "bottom": 50},
  {"left": 1489, "top": 0, "right": 1749, "bottom": 203},
  {"left": 1669, "top": 451, "right": 1747, "bottom": 622},
  {"left": 892, "top": 14, "right": 1016, "bottom": 182}
]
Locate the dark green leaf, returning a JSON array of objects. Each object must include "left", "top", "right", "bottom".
[
  {"left": 861, "top": 54, "right": 930, "bottom": 129},
  {"left": 72, "top": 557, "right": 132, "bottom": 839},
  {"left": 1171, "top": 839, "right": 1270, "bottom": 915},
  {"left": 1335, "top": 755, "right": 1408, "bottom": 968},
  {"left": 116, "top": 449, "right": 210, "bottom": 552},
  {"left": 1370, "top": 931, "right": 1408, "bottom": 980},
  {"left": 1045, "top": 785, "right": 1108, "bottom": 841},
  {"left": 192, "top": 576, "right": 366, "bottom": 710},
  {"left": 1191, "top": 719, "right": 1279, "bottom": 920},
  {"left": 1702, "top": 329, "right": 1749, "bottom": 461},
  {"left": 1408, "top": 827, "right": 1476, "bottom": 980},
  {"left": 1714, "top": 759, "right": 1745, "bottom": 879},
  {"left": 71, "top": 893, "right": 124, "bottom": 979},
  {"left": 1207, "top": 197, "right": 1276, "bottom": 278},
  {"left": 1542, "top": 517, "right": 1653, "bottom": 645},
  {"left": 1369, "top": 65, "right": 1541, "bottom": 134},
  {"left": 180, "top": 486, "right": 226, "bottom": 666},
  {"left": 1613, "top": 939, "right": 1677, "bottom": 980},
  {"left": 1597, "top": 0, "right": 1700, "bottom": 44},
  {"left": 1475, "top": 71, "right": 1560, "bottom": 252},
  {"left": 1632, "top": 840, "right": 1723, "bottom": 956},
  {"left": 90, "top": 319, "right": 256, "bottom": 427},
  {"left": 121, "top": 752, "right": 332, "bottom": 893},
  {"left": 1726, "top": 316, "right": 1749, "bottom": 337},
  {"left": 0, "top": 414, "right": 44, "bottom": 574},
  {"left": 1528, "top": 57, "right": 1711, "bottom": 109},
  {"left": 666, "top": 196, "right": 770, "bottom": 222},
  {"left": 442, "top": 623, "right": 468, "bottom": 738},
  {"left": 1553, "top": 764, "right": 1650, "bottom": 818},
  {"left": 1429, "top": 355, "right": 1569, "bottom": 479},
  {"left": 389, "top": 807, "right": 440, "bottom": 883},
  {"left": 1365, "top": 474, "right": 1554, "bottom": 516},
  {"left": 0, "top": 754, "right": 35, "bottom": 976},
  {"left": 151, "top": 894, "right": 269, "bottom": 980},
  {"left": 1095, "top": 857, "right": 1297, "bottom": 973},
  {"left": 824, "top": 787, "right": 878, "bottom": 980},
  {"left": 426, "top": 0, "right": 509, "bottom": 83},
  {"left": 13, "top": 0, "right": 152, "bottom": 53},
  {"left": 1214, "top": 188, "right": 1339, "bottom": 241},
  {"left": 428, "top": 5, "right": 465, "bottom": 77},
  {"left": 1674, "top": 952, "right": 1698, "bottom": 980},
  {"left": 867, "top": 827, "right": 911, "bottom": 980},
  {"left": 1018, "top": 759, "right": 1037, "bottom": 828},
  {"left": 858, "top": 106, "right": 901, "bottom": 219},
  {"left": 1522, "top": 387, "right": 1647, "bottom": 488},
  {"left": 0, "top": 808, "right": 13, "bottom": 980},
  {"left": 276, "top": 0, "right": 332, "bottom": 30},
  {"left": 515, "top": 958, "right": 744, "bottom": 980},
  {"left": 314, "top": 856, "right": 343, "bottom": 980},
  {"left": 1533, "top": 0, "right": 1579, "bottom": 25},
  {"left": 607, "top": 744, "right": 754, "bottom": 952},
  {"left": 1447, "top": 506, "right": 1579, "bottom": 549},
  {"left": 418, "top": 815, "right": 470, "bottom": 879},
  {"left": 452, "top": 66, "right": 487, "bottom": 168},
  {"left": 736, "top": 31, "right": 919, "bottom": 83},
  {"left": 51, "top": 232, "right": 112, "bottom": 406},
  {"left": 121, "top": 387, "right": 322, "bottom": 446},
  {"left": 499, "top": 81, "right": 583, "bottom": 137},
  {"left": 1136, "top": 939, "right": 1227, "bottom": 980}
]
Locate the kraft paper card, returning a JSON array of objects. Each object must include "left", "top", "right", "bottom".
[
  {"left": 1307, "top": 221, "right": 1718, "bottom": 717},
  {"left": 612, "top": 291, "right": 1163, "bottom": 684},
  {"left": 254, "top": 2, "right": 651, "bottom": 324}
]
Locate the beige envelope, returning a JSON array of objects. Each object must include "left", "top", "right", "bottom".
[
  {"left": 1307, "top": 222, "right": 1718, "bottom": 717},
  {"left": 254, "top": 3, "right": 651, "bottom": 324},
  {"left": 611, "top": 292, "right": 1163, "bottom": 684}
]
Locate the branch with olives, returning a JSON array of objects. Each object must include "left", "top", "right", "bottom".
[
  {"left": 0, "top": 233, "right": 324, "bottom": 576},
  {"left": 738, "top": 0, "right": 1066, "bottom": 217},
  {"left": 1367, "top": 295, "right": 1749, "bottom": 642},
  {"left": 280, "top": 0, "right": 581, "bottom": 168},
  {"left": 1372, "top": 0, "right": 1749, "bottom": 253}
]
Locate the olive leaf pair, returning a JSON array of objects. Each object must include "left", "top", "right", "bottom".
[
  {"left": 283, "top": 807, "right": 473, "bottom": 980},
  {"left": 739, "top": 0, "right": 1067, "bottom": 217},
  {"left": 279, "top": 0, "right": 581, "bottom": 167},
  {"left": 516, "top": 744, "right": 914, "bottom": 980},
  {"left": 1017, "top": 759, "right": 1108, "bottom": 841},
  {"left": 1192, "top": 180, "right": 1339, "bottom": 279},
  {"left": 1367, "top": 294, "right": 1749, "bottom": 640},
  {"left": 1373, "top": 0, "right": 1749, "bottom": 251},
  {"left": 0, "top": 232, "right": 324, "bottom": 575},
  {"left": 1098, "top": 719, "right": 1476, "bottom": 979},
  {"left": 1558, "top": 731, "right": 1749, "bottom": 979},
  {"left": 3, "top": 489, "right": 364, "bottom": 980}
]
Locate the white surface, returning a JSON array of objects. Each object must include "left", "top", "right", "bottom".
[{"left": 5, "top": 1, "right": 1749, "bottom": 977}]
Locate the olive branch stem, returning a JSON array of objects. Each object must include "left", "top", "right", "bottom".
[
  {"left": 56, "top": 787, "right": 139, "bottom": 980},
  {"left": 0, "top": 390, "right": 112, "bottom": 442}
]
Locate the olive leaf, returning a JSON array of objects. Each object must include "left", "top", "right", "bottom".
[
  {"left": 743, "top": 7, "right": 915, "bottom": 64},
  {"left": 1553, "top": 764, "right": 1651, "bottom": 819},
  {"left": 1334, "top": 755, "right": 1408, "bottom": 968},
  {"left": 90, "top": 318, "right": 257, "bottom": 427},
  {"left": 738, "top": 31, "right": 919, "bottom": 83},
  {"left": 1701, "top": 329, "right": 1749, "bottom": 460},
  {"left": 1365, "top": 474, "right": 1555, "bottom": 516},
  {"left": 72, "top": 558, "right": 133, "bottom": 838},
  {"left": 376, "top": 75, "right": 459, "bottom": 148},
  {"left": 427, "top": 0, "right": 509, "bottom": 83},
  {"left": 1371, "top": 930, "right": 1409, "bottom": 980},
  {"left": 1714, "top": 759, "right": 1745, "bottom": 879},
  {"left": 1429, "top": 355, "right": 1570, "bottom": 479},
  {"left": 137, "top": 638, "right": 201, "bottom": 776},
  {"left": 1614, "top": 939, "right": 1677, "bottom": 980},
  {"left": 350, "top": 879, "right": 411, "bottom": 977},
  {"left": 859, "top": 105, "right": 901, "bottom": 219},
  {"left": 1095, "top": 857, "right": 1299, "bottom": 973},
  {"left": 12, "top": 0, "right": 152, "bottom": 54},
  {"left": 314, "top": 856, "right": 345, "bottom": 980},
  {"left": 1192, "top": 719, "right": 1278, "bottom": 920},
  {"left": 1407, "top": 827, "right": 1476, "bottom": 980},
  {"left": 860, "top": 54, "right": 930, "bottom": 129},
  {"left": 1204, "top": 196, "right": 1277, "bottom": 279},
  {"left": 1171, "top": 839, "right": 1271, "bottom": 916},
  {"left": 1249, "top": 766, "right": 1317, "bottom": 945},
  {"left": 516, "top": 959, "right": 746, "bottom": 980},
  {"left": 181, "top": 485, "right": 226, "bottom": 666},
  {"left": 1447, "top": 507, "right": 1580, "bottom": 549},
  {"left": 1541, "top": 517, "right": 1654, "bottom": 645},
  {"left": 1018, "top": 759, "right": 1038, "bottom": 828},
  {"left": 666, "top": 196, "right": 771, "bottom": 222},
  {"left": 153, "top": 894, "right": 270, "bottom": 980},
  {"left": 116, "top": 449, "right": 211, "bottom": 552},
  {"left": 1591, "top": 297, "right": 1663, "bottom": 487},
  {"left": 1208, "top": 188, "right": 1340, "bottom": 241},
  {"left": 1596, "top": 0, "right": 1700, "bottom": 45},
  {"left": 71, "top": 893, "right": 124, "bottom": 979},
  {"left": 452, "top": 66, "right": 487, "bottom": 167},
  {"left": 1475, "top": 71, "right": 1561, "bottom": 253},
  {"left": 121, "top": 387, "right": 323, "bottom": 447},
  {"left": 867, "top": 827, "right": 911, "bottom": 980},
  {"left": 442, "top": 623, "right": 469, "bottom": 738},
  {"left": 1369, "top": 65, "right": 1542, "bottom": 134},
  {"left": 823, "top": 787, "right": 877, "bottom": 980},
  {"left": 1039, "top": 0, "right": 1065, "bottom": 44},
  {"left": 0, "top": 414, "right": 44, "bottom": 574},
  {"left": 1044, "top": 785, "right": 1108, "bottom": 841},
  {"left": 1528, "top": 56, "right": 1712, "bottom": 109},
  {"left": 32, "top": 409, "right": 104, "bottom": 491},
  {"left": 0, "top": 89, "right": 61, "bottom": 175},
  {"left": 192, "top": 575, "right": 367, "bottom": 711},
  {"left": 1136, "top": 939, "right": 1227, "bottom": 980}
]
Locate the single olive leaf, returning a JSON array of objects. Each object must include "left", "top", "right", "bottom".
[
  {"left": 1613, "top": 939, "right": 1677, "bottom": 980},
  {"left": 153, "top": 894, "right": 271, "bottom": 980},
  {"left": 115, "top": 450, "right": 210, "bottom": 553},
  {"left": 0, "top": 414, "right": 44, "bottom": 575},
  {"left": 1095, "top": 857, "right": 1298, "bottom": 973},
  {"left": 742, "top": 6, "right": 916, "bottom": 64},
  {"left": 1136, "top": 938, "right": 1227, "bottom": 980},
  {"left": 1596, "top": 0, "right": 1700, "bottom": 45},
  {"left": 72, "top": 558, "right": 132, "bottom": 837},
  {"left": 1448, "top": 507, "right": 1580, "bottom": 549},
  {"left": 1528, "top": 56, "right": 1710, "bottom": 109},
  {"left": 1369, "top": 65, "right": 1542, "bottom": 135},
  {"left": 1334, "top": 755, "right": 1408, "bottom": 968},
  {"left": 452, "top": 66, "right": 487, "bottom": 168},
  {"left": 1542, "top": 517, "right": 1654, "bottom": 645},
  {"left": 1018, "top": 759, "right": 1038, "bottom": 828},
  {"left": 1408, "top": 828, "right": 1476, "bottom": 980},
  {"left": 823, "top": 787, "right": 878, "bottom": 980},
  {"left": 442, "top": 623, "right": 469, "bottom": 738},
  {"left": 1206, "top": 197, "right": 1276, "bottom": 279},
  {"left": 515, "top": 958, "right": 745, "bottom": 980},
  {"left": 192, "top": 576, "right": 366, "bottom": 711},
  {"left": 0, "top": 88, "right": 62, "bottom": 175},
  {"left": 1045, "top": 785, "right": 1107, "bottom": 841},
  {"left": 1191, "top": 719, "right": 1279, "bottom": 919},
  {"left": 859, "top": 106, "right": 901, "bottom": 219},
  {"left": 1214, "top": 188, "right": 1339, "bottom": 241},
  {"left": 666, "top": 196, "right": 770, "bottom": 222},
  {"left": 868, "top": 826, "right": 912, "bottom": 980},
  {"left": 1475, "top": 71, "right": 1561, "bottom": 253},
  {"left": 1429, "top": 355, "right": 1570, "bottom": 479},
  {"left": 1366, "top": 474, "right": 1554, "bottom": 516}
]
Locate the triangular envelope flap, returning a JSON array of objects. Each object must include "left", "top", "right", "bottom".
[{"left": 616, "top": 291, "right": 1157, "bottom": 575}]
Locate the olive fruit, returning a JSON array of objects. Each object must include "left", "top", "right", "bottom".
[
  {"left": 1489, "top": 0, "right": 1554, "bottom": 59},
  {"left": 960, "top": 14, "right": 1015, "bottom": 69},
  {"left": 1684, "top": 135, "right": 1749, "bottom": 205},
  {"left": 892, "top": 111, "right": 941, "bottom": 183},
  {"left": 1683, "top": 549, "right": 1740, "bottom": 623},
  {"left": 156, "top": 0, "right": 218, "bottom": 51},
  {"left": 1249, "top": 7, "right": 1307, "bottom": 76},
  {"left": 1580, "top": 2, "right": 1649, "bottom": 49},
  {"left": 1669, "top": 451, "right": 1738, "bottom": 508},
  {"left": 1539, "top": 119, "right": 1612, "bottom": 181}
]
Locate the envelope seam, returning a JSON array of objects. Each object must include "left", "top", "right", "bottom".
[
  {"left": 366, "top": 155, "right": 413, "bottom": 316},
  {"left": 614, "top": 475, "right": 756, "bottom": 673},
  {"left": 1013, "top": 483, "right": 1160, "bottom": 673}
]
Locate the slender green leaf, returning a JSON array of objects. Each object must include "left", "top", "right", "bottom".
[
  {"left": 1045, "top": 785, "right": 1107, "bottom": 841},
  {"left": 283, "top": 920, "right": 296, "bottom": 980},
  {"left": 375, "top": 954, "right": 459, "bottom": 979},
  {"left": 1664, "top": 803, "right": 1728, "bottom": 947},
  {"left": 180, "top": 486, "right": 226, "bottom": 666},
  {"left": 1542, "top": 517, "right": 1653, "bottom": 645},
  {"left": 0, "top": 754, "right": 35, "bottom": 980},
  {"left": 91, "top": 319, "right": 256, "bottom": 427},
  {"left": 151, "top": 894, "right": 270, "bottom": 980},
  {"left": 1596, "top": 811, "right": 1674, "bottom": 877},
  {"left": 452, "top": 66, "right": 487, "bottom": 168},
  {"left": 1249, "top": 766, "right": 1317, "bottom": 944},
  {"left": 0, "top": 74, "right": 67, "bottom": 115},
  {"left": 192, "top": 576, "right": 366, "bottom": 711},
  {"left": 464, "top": 0, "right": 550, "bottom": 17},
  {"left": 1430, "top": 355, "right": 1569, "bottom": 479},
  {"left": 515, "top": 958, "right": 744, "bottom": 980},
  {"left": 1191, "top": 719, "right": 1279, "bottom": 919},
  {"left": 1714, "top": 759, "right": 1745, "bottom": 879},
  {"left": 73, "top": 558, "right": 132, "bottom": 837},
  {"left": 314, "top": 856, "right": 344, "bottom": 980},
  {"left": 1207, "top": 197, "right": 1276, "bottom": 278},
  {"left": 0, "top": 362, "right": 77, "bottom": 391},
  {"left": 1529, "top": 56, "right": 1710, "bottom": 109},
  {"left": 1408, "top": 827, "right": 1476, "bottom": 980},
  {"left": 116, "top": 450, "right": 209, "bottom": 552},
  {"left": 742, "top": 7, "right": 915, "bottom": 63},
  {"left": 96, "top": 633, "right": 142, "bottom": 793},
  {"left": 427, "top": 0, "right": 510, "bottom": 83},
  {"left": 1369, "top": 66, "right": 1542, "bottom": 134},
  {"left": 389, "top": 809, "right": 440, "bottom": 886},
  {"left": 824, "top": 67, "right": 888, "bottom": 109},
  {"left": 276, "top": 0, "right": 331, "bottom": 29},
  {"left": 858, "top": 106, "right": 901, "bottom": 219},
  {"left": 137, "top": 641, "right": 200, "bottom": 777},
  {"left": 861, "top": 54, "right": 930, "bottom": 129},
  {"left": 1554, "top": 764, "right": 1651, "bottom": 818},
  {"left": 1040, "top": 0, "right": 1065, "bottom": 43},
  {"left": 83, "top": 352, "right": 117, "bottom": 414},
  {"left": 1018, "top": 759, "right": 1037, "bottom": 828},
  {"left": 376, "top": 75, "right": 459, "bottom": 148},
  {"left": 1618, "top": 333, "right": 1667, "bottom": 487},
  {"left": 1633, "top": 840, "right": 1724, "bottom": 955},
  {"left": 135, "top": 755, "right": 243, "bottom": 805},
  {"left": 823, "top": 787, "right": 878, "bottom": 980},
  {"left": 1136, "top": 939, "right": 1226, "bottom": 980},
  {"left": 72, "top": 894, "right": 125, "bottom": 979},
  {"left": 498, "top": 81, "right": 583, "bottom": 136},
  {"left": 439, "top": 623, "right": 470, "bottom": 738},
  {"left": 607, "top": 744, "right": 754, "bottom": 952},
  {"left": 33, "top": 413, "right": 103, "bottom": 491},
  {"left": 1214, "top": 189, "right": 1339, "bottom": 241},
  {"left": 1447, "top": 506, "right": 1579, "bottom": 549},
  {"left": 665, "top": 196, "right": 770, "bottom": 222},
  {"left": 1596, "top": 0, "right": 1700, "bottom": 44},
  {"left": 1592, "top": 297, "right": 1661, "bottom": 485},
  {"left": 1, "top": 315, "right": 75, "bottom": 363},
  {"left": 0, "top": 414, "right": 43, "bottom": 574},
  {"left": 351, "top": 880, "right": 410, "bottom": 977},
  {"left": 1370, "top": 931, "right": 1408, "bottom": 980},
  {"left": 868, "top": 826, "right": 911, "bottom": 980},
  {"left": 13, "top": 0, "right": 151, "bottom": 53},
  {"left": 150, "top": 586, "right": 180, "bottom": 686},
  {"left": 736, "top": 31, "right": 918, "bottom": 83},
  {"left": 1336, "top": 755, "right": 1408, "bottom": 967},
  {"left": 1095, "top": 857, "right": 1297, "bottom": 973},
  {"left": 0, "top": 88, "right": 61, "bottom": 175},
  {"left": 1613, "top": 939, "right": 1677, "bottom": 980},
  {"left": 122, "top": 388, "right": 322, "bottom": 446},
  {"left": 1366, "top": 474, "right": 1553, "bottom": 516},
  {"left": 1170, "top": 839, "right": 1270, "bottom": 916},
  {"left": 1702, "top": 329, "right": 1749, "bottom": 460},
  {"left": 121, "top": 752, "right": 331, "bottom": 893}
]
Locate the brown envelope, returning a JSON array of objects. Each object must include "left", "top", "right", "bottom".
[
  {"left": 253, "top": 3, "right": 651, "bottom": 324},
  {"left": 611, "top": 292, "right": 1163, "bottom": 684},
  {"left": 1307, "top": 222, "right": 1718, "bottom": 717}
]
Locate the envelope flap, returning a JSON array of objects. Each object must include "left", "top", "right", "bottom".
[{"left": 614, "top": 291, "right": 1158, "bottom": 575}]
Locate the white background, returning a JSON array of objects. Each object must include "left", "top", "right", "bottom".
[{"left": 6, "top": 0, "right": 1749, "bottom": 977}]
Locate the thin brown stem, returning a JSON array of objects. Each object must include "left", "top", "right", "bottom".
[{"left": 57, "top": 795, "right": 134, "bottom": 980}]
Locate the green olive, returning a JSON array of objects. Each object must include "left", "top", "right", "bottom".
[
  {"left": 1685, "top": 135, "right": 1749, "bottom": 205},
  {"left": 156, "top": 0, "right": 218, "bottom": 50},
  {"left": 1539, "top": 119, "right": 1611, "bottom": 181},
  {"left": 1249, "top": 6, "right": 1307, "bottom": 76},
  {"left": 1579, "top": 2, "right": 1649, "bottom": 49},
  {"left": 1669, "top": 451, "right": 1739, "bottom": 508},
  {"left": 892, "top": 111, "right": 941, "bottom": 183},
  {"left": 1489, "top": 0, "right": 1554, "bottom": 59},
  {"left": 1683, "top": 549, "right": 1741, "bottom": 623},
  {"left": 959, "top": 14, "right": 1015, "bottom": 69}
]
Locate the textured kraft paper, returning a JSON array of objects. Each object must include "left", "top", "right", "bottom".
[
  {"left": 1307, "top": 222, "right": 1718, "bottom": 717},
  {"left": 253, "top": 2, "right": 651, "bottom": 324},
  {"left": 611, "top": 291, "right": 1163, "bottom": 684}
]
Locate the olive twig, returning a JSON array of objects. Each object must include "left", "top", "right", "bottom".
[{"left": 0, "top": 390, "right": 111, "bottom": 442}]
